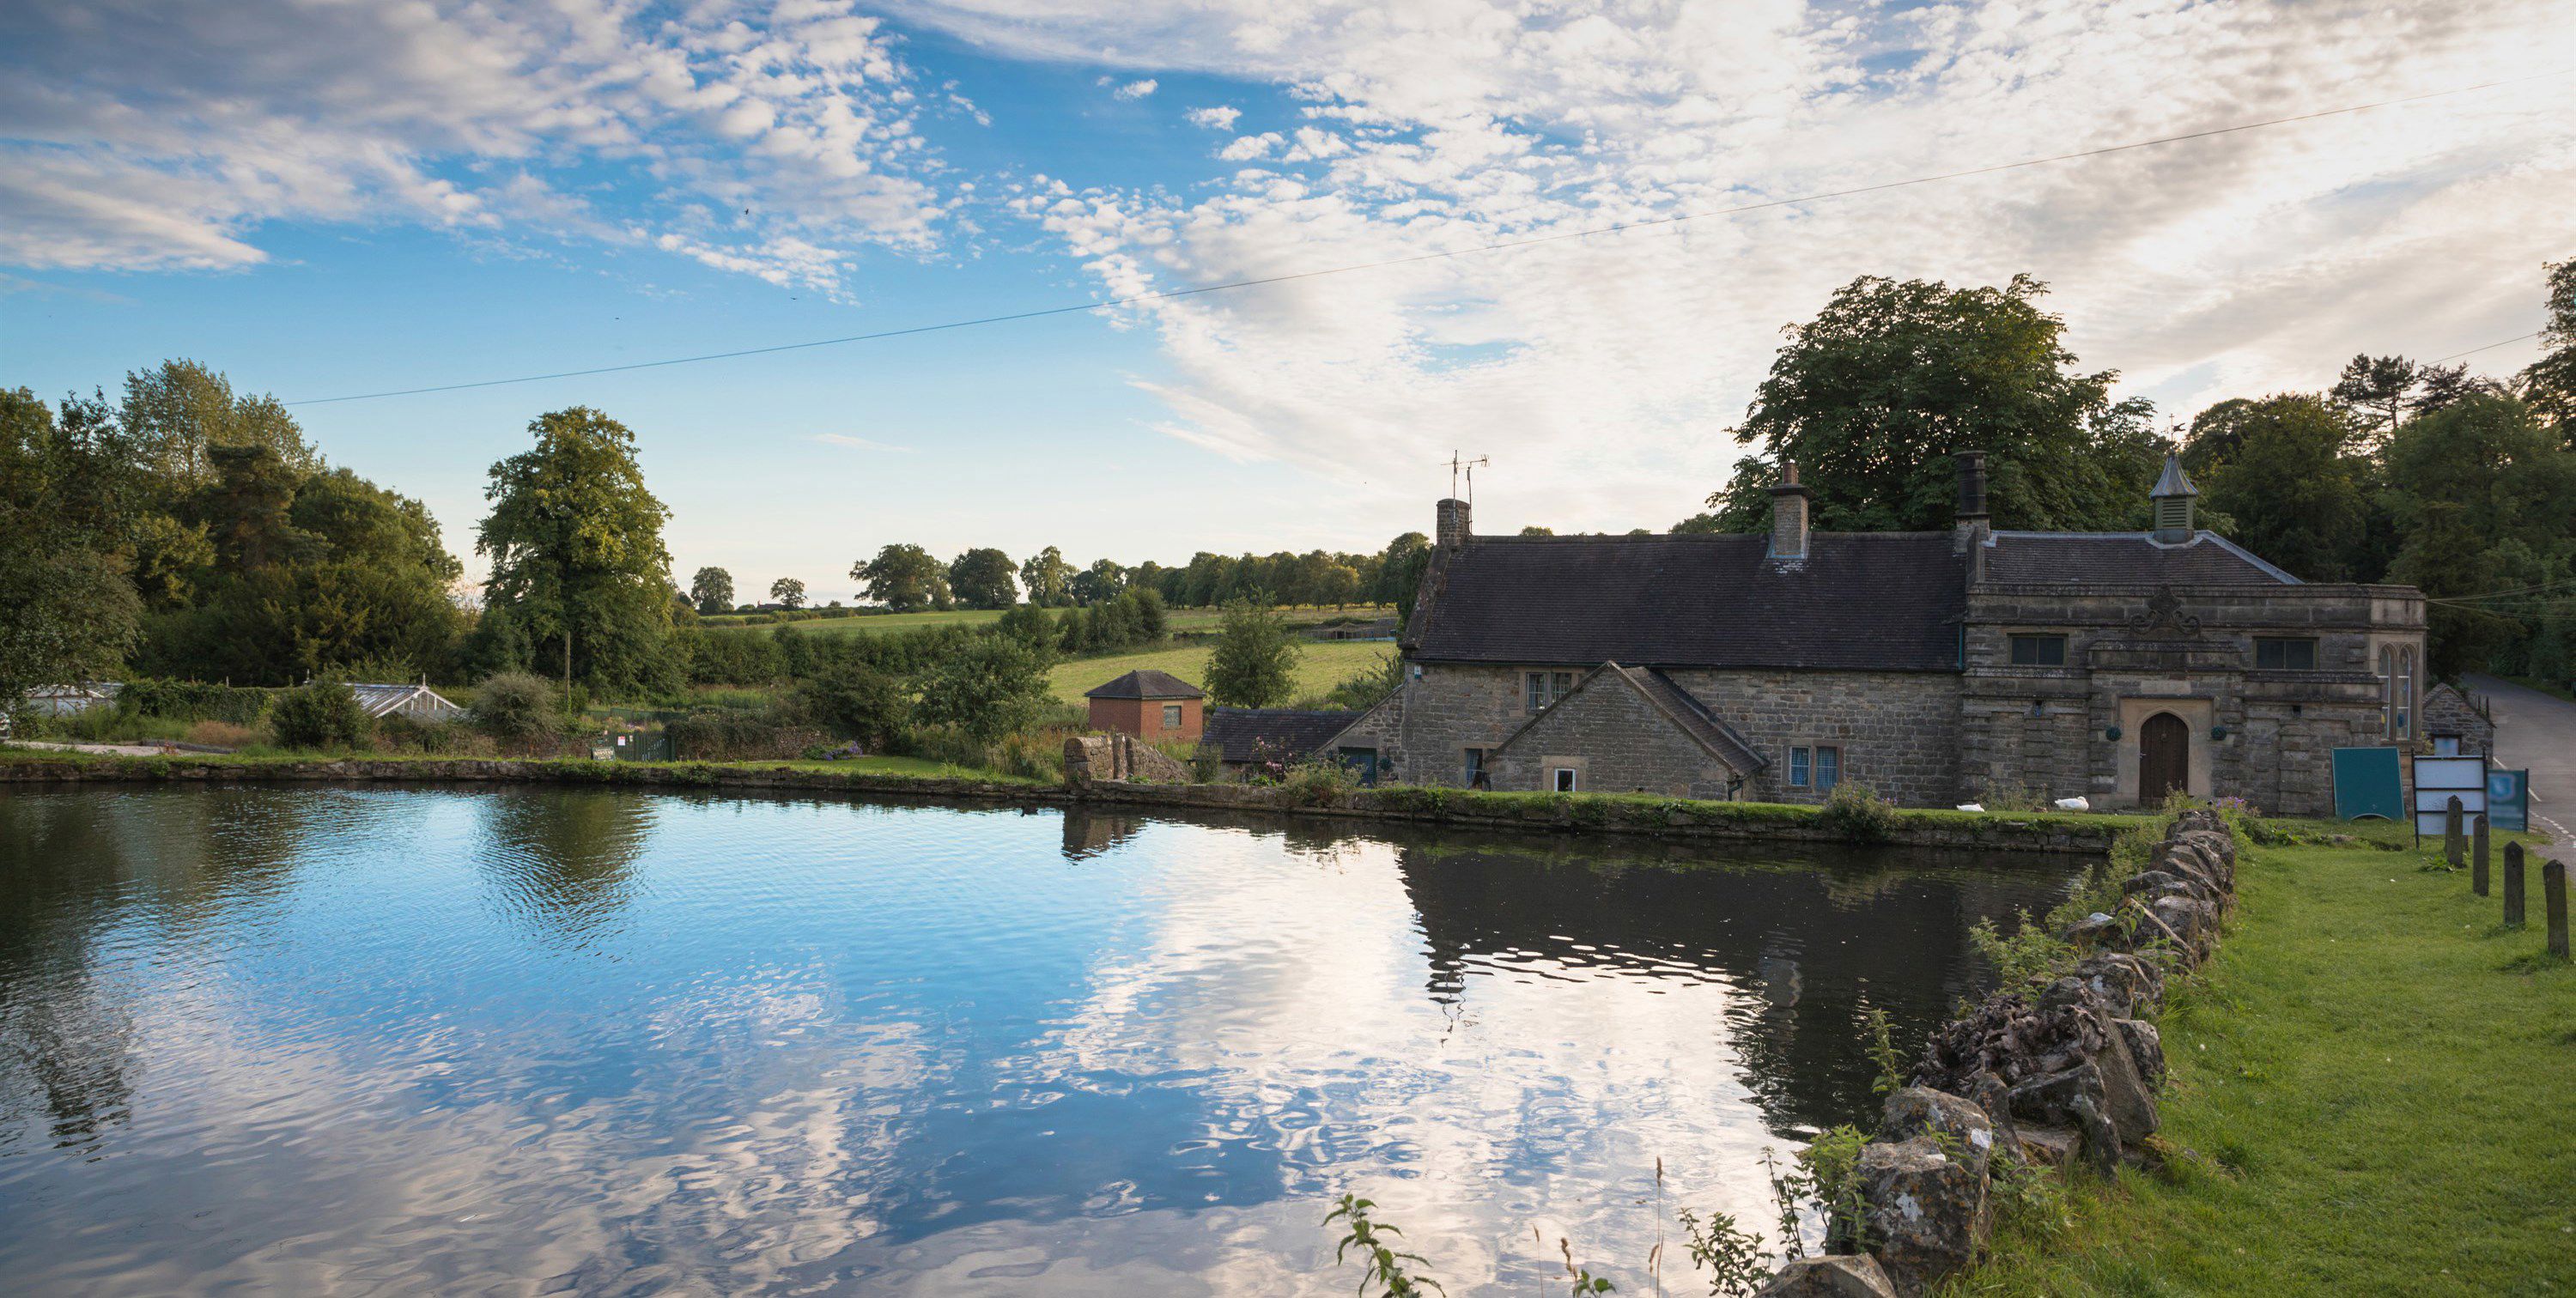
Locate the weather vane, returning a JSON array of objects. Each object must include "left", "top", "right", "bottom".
[{"left": 1445, "top": 452, "right": 1489, "bottom": 502}]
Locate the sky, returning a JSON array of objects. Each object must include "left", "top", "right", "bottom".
[{"left": 3, "top": 0, "right": 2569, "bottom": 604}]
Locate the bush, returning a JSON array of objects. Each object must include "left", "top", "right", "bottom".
[
  {"left": 1204, "top": 600, "right": 1298, "bottom": 707},
  {"left": 913, "top": 634, "right": 1052, "bottom": 742},
  {"left": 375, "top": 714, "right": 488, "bottom": 755},
  {"left": 471, "top": 671, "right": 562, "bottom": 753},
  {"left": 115, "top": 677, "right": 272, "bottom": 725},
  {"left": 270, "top": 680, "right": 372, "bottom": 751},
  {"left": 793, "top": 658, "right": 908, "bottom": 748},
  {"left": 664, "top": 707, "right": 818, "bottom": 761},
  {"left": 1816, "top": 780, "right": 1899, "bottom": 842},
  {"left": 184, "top": 719, "right": 262, "bottom": 749}
]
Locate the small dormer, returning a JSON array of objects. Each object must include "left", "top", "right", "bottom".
[{"left": 2150, "top": 453, "right": 2198, "bottom": 544}]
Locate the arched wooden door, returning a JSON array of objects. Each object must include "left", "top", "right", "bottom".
[{"left": 2140, "top": 713, "right": 2190, "bottom": 806}]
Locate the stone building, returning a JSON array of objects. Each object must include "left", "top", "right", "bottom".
[
  {"left": 1317, "top": 453, "right": 2429, "bottom": 816},
  {"left": 1084, "top": 669, "right": 1205, "bottom": 744}
]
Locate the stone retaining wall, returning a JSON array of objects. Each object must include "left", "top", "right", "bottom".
[{"left": 0, "top": 755, "right": 2122, "bottom": 855}]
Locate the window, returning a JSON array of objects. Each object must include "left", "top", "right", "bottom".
[
  {"left": 2397, "top": 649, "right": 2415, "bottom": 739},
  {"left": 1462, "top": 748, "right": 1488, "bottom": 786},
  {"left": 1789, "top": 745, "right": 1842, "bottom": 792},
  {"left": 2433, "top": 736, "right": 2461, "bottom": 756},
  {"left": 1552, "top": 767, "right": 1579, "bottom": 792},
  {"left": 1161, "top": 704, "right": 1184, "bottom": 729},
  {"left": 2378, "top": 645, "right": 2396, "bottom": 736},
  {"left": 2254, "top": 637, "right": 2318, "bottom": 670},
  {"left": 1525, "top": 670, "right": 1575, "bottom": 713},
  {"left": 2008, "top": 634, "right": 2068, "bottom": 666}
]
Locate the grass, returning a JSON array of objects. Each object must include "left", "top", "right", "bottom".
[
  {"left": 1047, "top": 640, "right": 1394, "bottom": 705},
  {"left": 0, "top": 743, "right": 1051, "bottom": 786},
  {"left": 700, "top": 604, "right": 1395, "bottom": 639},
  {"left": 1947, "top": 831, "right": 2576, "bottom": 1297}
]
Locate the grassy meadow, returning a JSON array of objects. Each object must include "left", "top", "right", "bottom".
[
  {"left": 1048, "top": 640, "right": 1393, "bottom": 706},
  {"left": 1951, "top": 829, "right": 2575, "bottom": 1296}
]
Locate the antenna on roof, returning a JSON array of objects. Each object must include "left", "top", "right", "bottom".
[{"left": 1445, "top": 451, "right": 1489, "bottom": 502}]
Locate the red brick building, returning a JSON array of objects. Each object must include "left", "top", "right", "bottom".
[{"left": 1084, "top": 669, "right": 1206, "bottom": 743}]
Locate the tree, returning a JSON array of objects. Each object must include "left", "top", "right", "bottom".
[
  {"left": 690, "top": 567, "right": 735, "bottom": 616},
  {"left": 1373, "top": 532, "right": 1431, "bottom": 616},
  {"left": 769, "top": 577, "right": 807, "bottom": 610},
  {"left": 119, "top": 359, "right": 319, "bottom": 482},
  {"left": 2189, "top": 395, "right": 2369, "bottom": 581},
  {"left": 270, "top": 679, "right": 371, "bottom": 750},
  {"left": 853, "top": 543, "right": 952, "bottom": 611},
  {"left": 0, "top": 389, "right": 147, "bottom": 707},
  {"left": 2408, "top": 362, "right": 2506, "bottom": 417},
  {"left": 1517, "top": 525, "right": 1555, "bottom": 537},
  {"left": 1204, "top": 600, "right": 1300, "bottom": 707},
  {"left": 2328, "top": 355, "right": 2420, "bottom": 446},
  {"left": 2519, "top": 257, "right": 2576, "bottom": 437},
  {"left": 913, "top": 634, "right": 1051, "bottom": 742},
  {"left": 1019, "top": 546, "right": 1075, "bottom": 607},
  {"left": 795, "top": 657, "right": 907, "bottom": 748},
  {"left": 2382, "top": 394, "right": 2576, "bottom": 677},
  {"left": 1316, "top": 562, "right": 1361, "bottom": 608},
  {"left": 1700, "top": 275, "right": 2155, "bottom": 532},
  {"left": 1071, "top": 557, "right": 1126, "bottom": 606},
  {"left": 477, "top": 407, "right": 677, "bottom": 695},
  {"left": 470, "top": 670, "right": 562, "bottom": 754},
  {"left": 948, "top": 548, "right": 1019, "bottom": 609}
]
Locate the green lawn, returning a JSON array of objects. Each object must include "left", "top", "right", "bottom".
[
  {"left": 701, "top": 604, "right": 1394, "bottom": 639},
  {"left": 1951, "top": 831, "right": 2576, "bottom": 1296},
  {"left": 1048, "top": 640, "right": 1394, "bottom": 706}
]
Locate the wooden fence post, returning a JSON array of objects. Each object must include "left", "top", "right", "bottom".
[
  {"left": 2547, "top": 859, "right": 2569, "bottom": 962},
  {"left": 2444, "top": 797, "right": 2464, "bottom": 866},
  {"left": 2504, "top": 842, "right": 2526, "bottom": 928},
  {"left": 2473, "top": 817, "right": 2491, "bottom": 896}
]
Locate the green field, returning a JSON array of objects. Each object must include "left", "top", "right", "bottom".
[
  {"left": 702, "top": 604, "right": 1394, "bottom": 639},
  {"left": 1956, "top": 829, "right": 2575, "bottom": 1295},
  {"left": 1048, "top": 640, "right": 1393, "bottom": 706}
]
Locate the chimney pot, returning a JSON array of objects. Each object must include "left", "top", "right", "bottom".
[
  {"left": 1767, "top": 460, "right": 1812, "bottom": 564},
  {"left": 1437, "top": 497, "right": 1472, "bottom": 549}
]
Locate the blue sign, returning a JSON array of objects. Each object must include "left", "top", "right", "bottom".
[{"left": 2488, "top": 768, "right": 2529, "bottom": 832}]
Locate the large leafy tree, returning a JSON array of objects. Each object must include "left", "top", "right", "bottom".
[
  {"left": 690, "top": 567, "right": 735, "bottom": 616},
  {"left": 2517, "top": 256, "right": 2576, "bottom": 439},
  {"left": 0, "top": 388, "right": 143, "bottom": 706},
  {"left": 2185, "top": 395, "right": 2370, "bottom": 581},
  {"left": 477, "top": 407, "right": 676, "bottom": 694},
  {"left": 1696, "top": 275, "right": 2160, "bottom": 532},
  {"left": 769, "top": 577, "right": 807, "bottom": 610},
  {"left": 2381, "top": 394, "right": 2576, "bottom": 677},
  {"left": 2327, "top": 355, "right": 2420, "bottom": 446},
  {"left": 853, "top": 543, "right": 952, "bottom": 612},
  {"left": 1204, "top": 600, "right": 1299, "bottom": 707},
  {"left": 1071, "top": 557, "right": 1125, "bottom": 606},
  {"left": 912, "top": 634, "right": 1051, "bottom": 741},
  {"left": 1018, "top": 546, "right": 1075, "bottom": 608},
  {"left": 120, "top": 359, "right": 319, "bottom": 482},
  {"left": 948, "top": 548, "right": 1019, "bottom": 609}
]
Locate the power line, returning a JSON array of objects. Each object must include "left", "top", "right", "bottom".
[
  {"left": 287, "top": 68, "right": 2569, "bottom": 408},
  {"left": 2429, "top": 332, "right": 2541, "bottom": 363}
]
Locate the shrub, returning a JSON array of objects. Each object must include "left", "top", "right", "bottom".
[
  {"left": 184, "top": 719, "right": 261, "bottom": 749},
  {"left": 115, "top": 677, "right": 272, "bottom": 725},
  {"left": 376, "top": 714, "right": 488, "bottom": 755},
  {"left": 913, "top": 635, "right": 1052, "bottom": 742},
  {"left": 663, "top": 707, "right": 817, "bottom": 761},
  {"left": 1816, "top": 780, "right": 1899, "bottom": 842},
  {"left": 1204, "top": 600, "right": 1298, "bottom": 707},
  {"left": 793, "top": 658, "right": 908, "bottom": 748},
  {"left": 903, "top": 724, "right": 993, "bottom": 770},
  {"left": 270, "top": 680, "right": 372, "bottom": 750},
  {"left": 471, "top": 671, "right": 562, "bottom": 753}
]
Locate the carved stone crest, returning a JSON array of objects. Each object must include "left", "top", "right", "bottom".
[{"left": 2126, "top": 585, "right": 2202, "bottom": 639}]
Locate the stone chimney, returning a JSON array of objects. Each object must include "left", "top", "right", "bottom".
[
  {"left": 1953, "top": 450, "right": 1991, "bottom": 556},
  {"left": 1767, "top": 461, "right": 1811, "bottom": 566},
  {"left": 2150, "top": 452, "right": 2198, "bottom": 544},
  {"left": 1437, "top": 497, "right": 1472, "bottom": 549}
]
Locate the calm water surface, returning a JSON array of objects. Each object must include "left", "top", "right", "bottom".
[{"left": 0, "top": 786, "right": 2086, "bottom": 1295}]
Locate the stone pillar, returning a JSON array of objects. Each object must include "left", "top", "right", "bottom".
[
  {"left": 1436, "top": 497, "right": 1471, "bottom": 549},
  {"left": 2547, "top": 860, "right": 2569, "bottom": 961},
  {"left": 2473, "top": 817, "right": 2490, "bottom": 896},
  {"left": 2504, "top": 842, "right": 2526, "bottom": 928},
  {"left": 2444, "top": 797, "right": 2464, "bottom": 867}
]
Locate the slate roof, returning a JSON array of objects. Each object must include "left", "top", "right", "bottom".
[
  {"left": 1084, "top": 669, "right": 1206, "bottom": 700},
  {"left": 1200, "top": 707, "right": 1359, "bottom": 763},
  {"left": 1982, "top": 532, "right": 2298, "bottom": 586},
  {"left": 1406, "top": 533, "right": 1968, "bottom": 672},
  {"left": 1628, "top": 667, "right": 1769, "bottom": 773}
]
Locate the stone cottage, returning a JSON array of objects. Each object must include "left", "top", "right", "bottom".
[{"left": 1316, "top": 453, "right": 2428, "bottom": 817}]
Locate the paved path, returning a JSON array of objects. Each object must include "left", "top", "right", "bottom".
[{"left": 2465, "top": 673, "right": 2576, "bottom": 846}]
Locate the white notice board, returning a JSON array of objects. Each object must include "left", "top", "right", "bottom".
[{"left": 2413, "top": 755, "right": 2488, "bottom": 835}]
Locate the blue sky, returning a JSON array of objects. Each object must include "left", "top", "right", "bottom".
[{"left": 3, "top": 0, "right": 2567, "bottom": 603}]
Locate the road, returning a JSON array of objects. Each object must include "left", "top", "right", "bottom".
[{"left": 2466, "top": 674, "right": 2576, "bottom": 846}]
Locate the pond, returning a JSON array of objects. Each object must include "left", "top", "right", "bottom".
[{"left": 0, "top": 786, "right": 2088, "bottom": 1295}]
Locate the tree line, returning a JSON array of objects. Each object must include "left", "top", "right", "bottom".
[
  {"left": 680, "top": 540, "right": 1425, "bottom": 618},
  {"left": 1678, "top": 261, "right": 2576, "bottom": 682}
]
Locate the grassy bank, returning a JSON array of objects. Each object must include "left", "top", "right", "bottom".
[
  {"left": 1951, "top": 832, "right": 2575, "bottom": 1296},
  {"left": 1046, "top": 640, "right": 1391, "bottom": 704}
]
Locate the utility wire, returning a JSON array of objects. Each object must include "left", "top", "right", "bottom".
[
  {"left": 287, "top": 70, "right": 2570, "bottom": 407},
  {"left": 2430, "top": 332, "right": 2541, "bottom": 363}
]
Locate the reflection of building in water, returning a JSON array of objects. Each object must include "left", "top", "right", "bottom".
[
  {"left": 1392, "top": 838, "right": 2072, "bottom": 1134},
  {"left": 1059, "top": 809, "right": 1150, "bottom": 861},
  {"left": 474, "top": 789, "right": 654, "bottom": 946}
]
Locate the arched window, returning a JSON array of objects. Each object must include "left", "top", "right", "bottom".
[
  {"left": 2377, "top": 646, "right": 2395, "bottom": 737},
  {"left": 2397, "top": 648, "right": 2415, "bottom": 740}
]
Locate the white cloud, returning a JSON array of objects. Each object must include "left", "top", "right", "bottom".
[
  {"left": 0, "top": 0, "right": 948, "bottom": 294},
  {"left": 811, "top": 433, "right": 916, "bottom": 452},
  {"left": 947, "top": 0, "right": 2571, "bottom": 532},
  {"left": 1112, "top": 78, "right": 1159, "bottom": 100},
  {"left": 1186, "top": 105, "right": 1242, "bottom": 130}
]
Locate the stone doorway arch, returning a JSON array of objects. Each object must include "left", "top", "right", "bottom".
[{"left": 2140, "top": 712, "right": 2190, "bottom": 806}]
